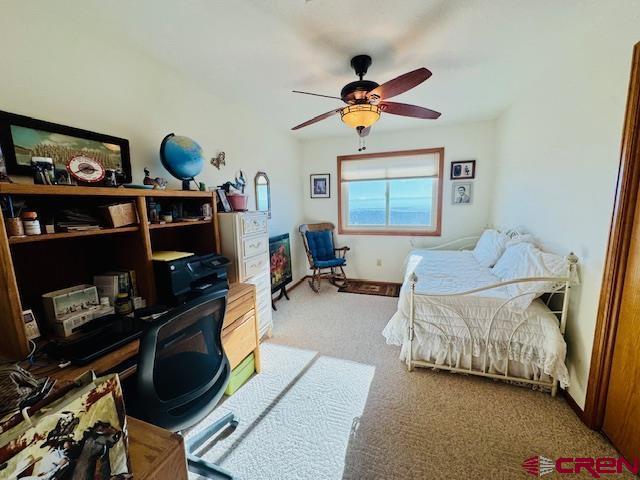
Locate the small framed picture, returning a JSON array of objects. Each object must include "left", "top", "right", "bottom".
[
  {"left": 310, "top": 173, "right": 330, "bottom": 198},
  {"left": 450, "top": 160, "right": 476, "bottom": 180},
  {"left": 452, "top": 182, "right": 473, "bottom": 205},
  {"left": 216, "top": 188, "right": 232, "bottom": 212}
]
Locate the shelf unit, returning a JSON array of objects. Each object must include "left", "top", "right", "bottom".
[
  {"left": 147, "top": 220, "right": 211, "bottom": 230},
  {"left": 8, "top": 226, "right": 140, "bottom": 244},
  {"left": 0, "top": 184, "right": 219, "bottom": 359}
]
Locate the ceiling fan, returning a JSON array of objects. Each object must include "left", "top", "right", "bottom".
[{"left": 291, "top": 55, "right": 441, "bottom": 150}]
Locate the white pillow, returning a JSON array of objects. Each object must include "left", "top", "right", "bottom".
[
  {"left": 472, "top": 230, "right": 508, "bottom": 268},
  {"left": 506, "top": 233, "right": 537, "bottom": 247},
  {"left": 492, "top": 242, "right": 568, "bottom": 311}
]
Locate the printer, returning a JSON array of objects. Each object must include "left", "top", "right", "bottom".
[{"left": 154, "top": 253, "right": 231, "bottom": 306}]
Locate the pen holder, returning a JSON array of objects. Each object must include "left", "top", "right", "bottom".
[{"left": 5, "top": 217, "right": 25, "bottom": 237}]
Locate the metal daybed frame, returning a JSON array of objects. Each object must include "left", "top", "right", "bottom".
[{"left": 405, "top": 235, "right": 579, "bottom": 396}]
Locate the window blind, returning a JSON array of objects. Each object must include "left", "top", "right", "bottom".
[{"left": 340, "top": 153, "right": 439, "bottom": 181}]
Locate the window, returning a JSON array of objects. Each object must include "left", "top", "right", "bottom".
[{"left": 338, "top": 148, "right": 443, "bottom": 235}]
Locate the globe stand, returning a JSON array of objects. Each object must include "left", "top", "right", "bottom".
[{"left": 182, "top": 178, "right": 193, "bottom": 191}]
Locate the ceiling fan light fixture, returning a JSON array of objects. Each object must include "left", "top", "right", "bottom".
[{"left": 340, "top": 104, "right": 381, "bottom": 129}]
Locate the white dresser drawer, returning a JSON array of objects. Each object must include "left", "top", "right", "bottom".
[
  {"left": 256, "top": 287, "right": 271, "bottom": 312},
  {"left": 241, "top": 214, "right": 268, "bottom": 237},
  {"left": 242, "top": 235, "right": 268, "bottom": 259},
  {"left": 257, "top": 303, "right": 273, "bottom": 339},
  {"left": 242, "top": 253, "right": 269, "bottom": 280},
  {"left": 246, "top": 271, "right": 270, "bottom": 291}
]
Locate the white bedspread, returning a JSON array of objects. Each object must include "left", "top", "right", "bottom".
[{"left": 382, "top": 250, "right": 570, "bottom": 387}]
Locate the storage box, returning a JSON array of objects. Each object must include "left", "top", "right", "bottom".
[
  {"left": 224, "top": 353, "right": 255, "bottom": 396},
  {"left": 101, "top": 202, "right": 139, "bottom": 228},
  {"left": 94, "top": 274, "right": 120, "bottom": 304},
  {"left": 0, "top": 373, "right": 131, "bottom": 478},
  {"left": 42, "top": 284, "right": 114, "bottom": 337},
  {"left": 52, "top": 305, "right": 114, "bottom": 337},
  {"left": 42, "top": 284, "right": 100, "bottom": 324}
]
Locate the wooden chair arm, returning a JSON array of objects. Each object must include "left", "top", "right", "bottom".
[
  {"left": 334, "top": 246, "right": 349, "bottom": 259},
  {"left": 334, "top": 246, "right": 350, "bottom": 251}
]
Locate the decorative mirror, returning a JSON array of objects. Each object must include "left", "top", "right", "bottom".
[{"left": 254, "top": 171, "right": 271, "bottom": 218}]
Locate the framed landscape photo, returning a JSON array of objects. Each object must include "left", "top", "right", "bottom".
[
  {"left": 452, "top": 182, "right": 473, "bottom": 204},
  {"left": 310, "top": 173, "right": 330, "bottom": 198},
  {"left": 0, "top": 110, "right": 132, "bottom": 182},
  {"left": 450, "top": 160, "right": 476, "bottom": 180}
]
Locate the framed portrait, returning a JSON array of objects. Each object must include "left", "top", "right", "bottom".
[
  {"left": 452, "top": 182, "right": 473, "bottom": 205},
  {"left": 0, "top": 110, "right": 132, "bottom": 183},
  {"left": 216, "top": 188, "right": 232, "bottom": 212},
  {"left": 310, "top": 173, "right": 330, "bottom": 198},
  {"left": 450, "top": 160, "right": 476, "bottom": 180}
]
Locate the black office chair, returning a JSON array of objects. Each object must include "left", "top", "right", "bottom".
[{"left": 125, "top": 290, "right": 237, "bottom": 479}]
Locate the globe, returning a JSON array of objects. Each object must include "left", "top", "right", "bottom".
[{"left": 160, "top": 134, "right": 204, "bottom": 185}]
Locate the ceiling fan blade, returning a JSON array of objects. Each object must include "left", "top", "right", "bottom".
[
  {"left": 380, "top": 101, "right": 441, "bottom": 119},
  {"left": 291, "top": 108, "right": 342, "bottom": 130},
  {"left": 367, "top": 68, "right": 432, "bottom": 100},
  {"left": 292, "top": 90, "right": 343, "bottom": 101}
]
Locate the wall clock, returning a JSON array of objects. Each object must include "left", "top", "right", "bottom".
[{"left": 67, "top": 155, "right": 105, "bottom": 183}]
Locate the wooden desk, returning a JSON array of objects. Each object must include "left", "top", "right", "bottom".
[
  {"left": 129, "top": 416, "right": 188, "bottom": 480},
  {"left": 26, "top": 283, "right": 260, "bottom": 479},
  {"left": 32, "top": 282, "right": 261, "bottom": 386}
]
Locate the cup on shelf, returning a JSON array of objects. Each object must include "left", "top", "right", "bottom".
[{"left": 5, "top": 217, "right": 25, "bottom": 237}]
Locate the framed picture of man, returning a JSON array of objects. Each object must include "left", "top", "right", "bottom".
[
  {"left": 452, "top": 182, "right": 473, "bottom": 204},
  {"left": 450, "top": 160, "right": 476, "bottom": 179},
  {"left": 310, "top": 173, "right": 330, "bottom": 198}
]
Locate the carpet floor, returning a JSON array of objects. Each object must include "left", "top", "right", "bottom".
[{"left": 191, "top": 282, "right": 626, "bottom": 479}]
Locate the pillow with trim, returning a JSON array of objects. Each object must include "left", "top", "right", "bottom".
[
  {"left": 492, "top": 242, "right": 568, "bottom": 311},
  {"left": 472, "top": 229, "right": 509, "bottom": 268}
]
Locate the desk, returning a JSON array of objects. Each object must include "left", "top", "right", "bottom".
[
  {"left": 28, "top": 282, "right": 260, "bottom": 479},
  {"left": 129, "top": 416, "right": 188, "bottom": 480},
  {"left": 32, "top": 282, "right": 261, "bottom": 386}
]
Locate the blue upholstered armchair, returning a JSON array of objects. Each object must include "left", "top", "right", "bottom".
[{"left": 299, "top": 222, "right": 349, "bottom": 293}]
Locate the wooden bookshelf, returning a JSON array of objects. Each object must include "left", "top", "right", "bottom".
[
  {"left": 0, "top": 183, "right": 212, "bottom": 198},
  {"left": 147, "top": 220, "right": 211, "bottom": 230},
  {"left": 0, "top": 184, "right": 219, "bottom": 359},
  {"left": 8, "top": 226, "right": 139, "bottom": 244}
]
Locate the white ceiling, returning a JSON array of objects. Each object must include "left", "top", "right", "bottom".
[{"left": 85, "top": 0, "right": 636, "bottom": 139}]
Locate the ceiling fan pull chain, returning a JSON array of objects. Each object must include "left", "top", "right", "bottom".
[{"left": 358, "top": 135, "right": 366, "bottom": 152}]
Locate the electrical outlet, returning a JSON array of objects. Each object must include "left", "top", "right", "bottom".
[{"left": 376, "top": 258, "right": 382, "bottom": 267}]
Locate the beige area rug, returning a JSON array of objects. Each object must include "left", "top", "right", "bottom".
[{"left": 192, "top": 284, "right": 627, "bottom": 479}]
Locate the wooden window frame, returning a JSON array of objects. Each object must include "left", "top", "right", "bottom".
[{"left": 337, "top": 148, "right": 444, "bottom": 236}]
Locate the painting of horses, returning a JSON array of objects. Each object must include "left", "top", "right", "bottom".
[{"left": 0, "top": 373, "right": 131, "bottom": 479}]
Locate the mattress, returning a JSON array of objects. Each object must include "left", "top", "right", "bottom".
[{"left": 382, "top": 249, "right": 570, "bottom": 387}]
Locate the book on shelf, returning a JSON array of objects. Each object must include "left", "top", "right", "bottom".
[{"left": 56, "top": 223, "right": 102, "bottom": 232}]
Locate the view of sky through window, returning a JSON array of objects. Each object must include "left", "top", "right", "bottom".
[{"left": 347, "top": 178, "right": 433, "bottom": 226}]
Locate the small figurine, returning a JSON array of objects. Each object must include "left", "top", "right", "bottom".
[
  {"left": 143, "top": 167, "right": 168, "bottom": 190},
  {"left": 211, "top": 151, "right": 226, "bottom": 170},
  {"left": 234, "top": 170, "right": 246, "bottom": 194},
  {"left": 220, "top": 170, "right": 247, "bottom": 194}
]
